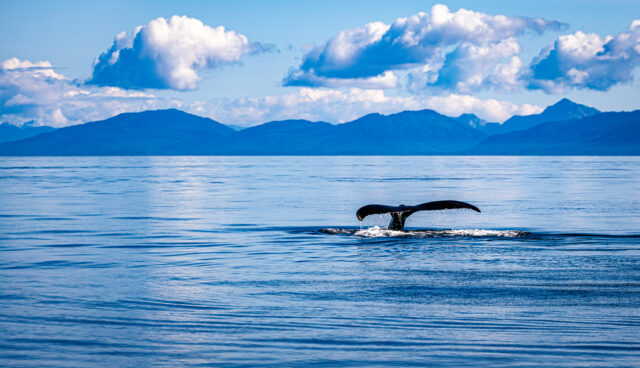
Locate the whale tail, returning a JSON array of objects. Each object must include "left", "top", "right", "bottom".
[{"left": 356, "top": 200, "right": 481, "bottom": 231}]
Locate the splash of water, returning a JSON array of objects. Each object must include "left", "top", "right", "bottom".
[
  {"left": 354, "top": 227, "right": 526, "bottom": 238},
  {"left": 320, "top": 226, "right": 528, "bottom": 238}
]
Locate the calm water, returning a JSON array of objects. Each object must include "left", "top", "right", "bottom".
[{"left": 0, "top": 156, "right": 639, "bottom": 367}]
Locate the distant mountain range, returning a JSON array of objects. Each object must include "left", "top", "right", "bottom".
[
  {"left": 0, "top": 109, "right": 234, "bottom": 155},
  {"left": 0, "top": 122, "right": 55, "bottom": 144},
  {"left": 469, "top": 110, "right": 640, "bottom": 155},
  {"left": 0, "top": 99, "right": 637, "bottom": 155},
  {"left": 453, "top": 98, "right": 601, "bottom": 135},
  {"left": 488, "top": 98, "right": 601, "bottom": 135}
]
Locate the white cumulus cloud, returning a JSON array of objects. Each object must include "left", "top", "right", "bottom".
[
  {"left": 409, "top": 37, "right": 525, "bottom": 93},
  {"left": 0, "top": 58, "right": 172, "bottom": 127},
  {"left": 0, "top": 58, "right": 540, "bottom": 128},
  {"left": 284, "top": 4, "right": 563, "bottom": 91},
  {"left": 87, "top": 15, "right": 271, "bottom": 90},
  {"left": 529, "top": 20, "right": 640, "bottom": 92}
]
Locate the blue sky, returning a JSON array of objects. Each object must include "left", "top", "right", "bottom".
[{"left": 1, "top": 0, "right": 639, "bottom": 127}]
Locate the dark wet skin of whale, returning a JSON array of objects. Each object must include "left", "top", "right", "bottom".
[{"left": 356, "top": 200, "right": 481, "bottom": 231}]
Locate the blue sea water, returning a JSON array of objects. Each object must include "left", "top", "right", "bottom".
[{"left": 0, "top": 156, "right": 639, "bottom": 367}]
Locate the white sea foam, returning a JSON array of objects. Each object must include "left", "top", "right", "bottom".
[
  {"left": 354, "top": 226, "right": 407, "bottom": 237},
  {"left": 439, "top": 229, "right": 525, "bottom": 237},
  {"left": 351, "top": 226, "right": 526, "bottom": 238},
  {"left": 318, "top": 228, "right": 353, "bottom": 235}
]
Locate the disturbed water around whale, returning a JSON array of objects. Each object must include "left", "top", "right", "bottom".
[{"left": 0, "top": 156, "right": 639, "bottom": 367}]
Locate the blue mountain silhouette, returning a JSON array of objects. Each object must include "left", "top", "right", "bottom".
[
  {"left": 0, "top": 109, "right": 234, "bottom": 155},
  {"left": 0, "top": 99, "right": 637, "bottom": 155},
  {"left": 0, "top": 122, "right": 56, "bottom": 144},
  {"left": 486, "top": 98, "right": 600, "bottom": 134},
  {"left": 469, "top": 110, "right": 640, "bottom": 155}
]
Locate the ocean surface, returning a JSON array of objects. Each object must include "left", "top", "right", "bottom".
[{"left": 0, "top": 156, "right": 639, "bottom": 367}]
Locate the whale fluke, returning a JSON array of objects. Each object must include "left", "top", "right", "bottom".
[{"left": 356, "top": 200, "right": 481, "bottom": 231}]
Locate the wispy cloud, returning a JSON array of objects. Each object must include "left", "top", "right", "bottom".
[
  {"left": 0, "top": 57, "right": 540, "bottom": 127},
  {"left": 87, "top": 15, "right": 272, "bottom": 91},
  {"left": 193, "top": 88, "right": 541, "bottom": 125},
  {"left": 0, "top": 58, "right": 172, "bottom": 126}
]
